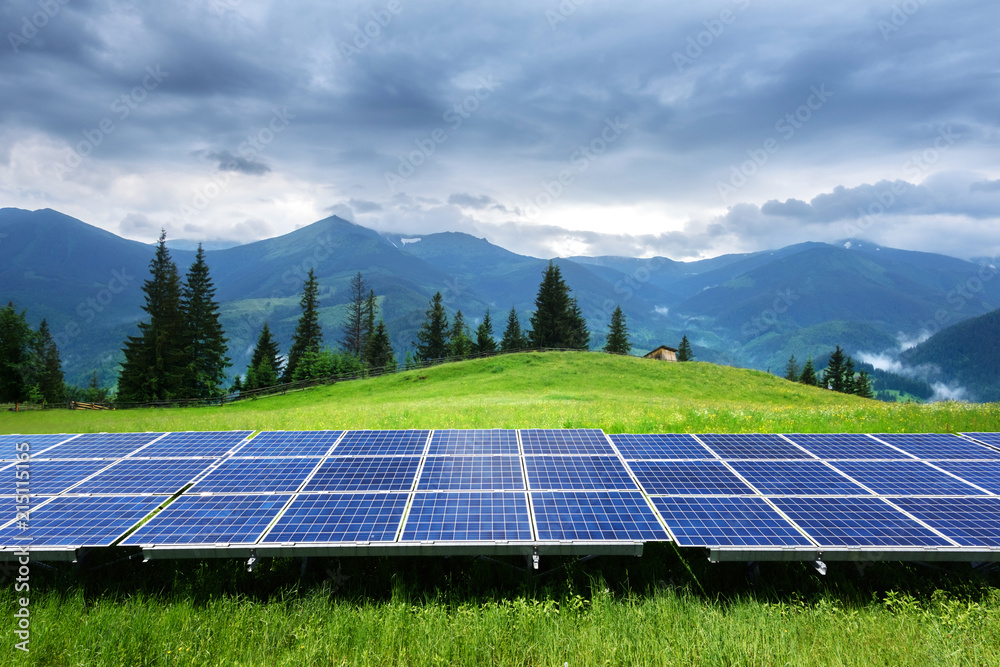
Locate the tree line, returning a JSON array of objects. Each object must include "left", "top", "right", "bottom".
[{"left": 784, "top": 345, "right": 874, "bottom": 398}]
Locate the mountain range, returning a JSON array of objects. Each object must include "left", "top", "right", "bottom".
[{"left": 1, "top": 207, "right": 998, "bottom": 401}]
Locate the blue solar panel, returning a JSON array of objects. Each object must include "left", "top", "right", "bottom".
[
  {"left": 0, "top": 495, "right": 58, "bottom": 530},
  {"left": 0, "top": 495, "right": 165, "bottom": 547},
  {"left": 14, "top": 460, "right": 116, "bottom": 495},
  {"left": 234, "top": 431, "right": 344, "bottom": 457},
  {"left": 769, "top": 497, "right": 953, "bottom": 548},
  {"left": 525, "top": 456, "right": 638, "bottom": 491},
  {"left": 830, "top": 461, "right": 988, "bottom": 496},
  {"left": 728, "top": 461, "right": 872, "bottom": 496},
  {"left": 872, "top": 433, "right": 1000, "bottom": 460},
  {"left": 133, "top": 431, "right": 252, "bottom": 458},
  {"left": 610, "top": 434, "right": 713, "bottom": 460},
  {"left": 303, "top": 457, "right": 421, "bottom": 492},
  {"left": 331, "top": 430, "right": 430, "bottom": 456},
  {"left": 427, "top": 430, "right": 519, "bottom": 456},
  {"left": 0, "top": 434, "right": 78, "bottom": 461},
  {"left": 401, "top": 492, "right": 533, "bottom": 541},
  {"left": 520, "top": 429, "right": 615, "bottom": 455},
  {"left": 72, "top": 459, "right": 218, "bottom": 495},
  {"left": 697, "top": 434, "right": 814, "bottom": 460},
  {"left": 652, "top": 497, "right": 814, "bottom": 547},
  {"left": 892, "top": 497, "right": 1000, "bottom": 548},
  {"left": 192, "top": 458, "right": 322, "bottom": 493},
  {"left": 123, "top": 494, "right": 290, "bottom": 545},
  {"left": 628, "top": 461, "right": 755, "bottom": 495},
  {"left": 784, "top": 434, "right": 915, "bottom": 460},
  {"left": 262, "top": 493, "right": 407, "bottom": 543},
  {"left": 36, "top": 432, "right": 165, "bottom": 459},
  {"left": 963, "top": 433, "right": 1000, "bottom": 448},
  {"left": 532, "top": 491, "right": 669, "bottom": 541},
  {"left": 931, "top": 461, "right": 1000, "bottom": 495},
  {"left": 417, "top": 457, "right": 525, "bottom": 490}
]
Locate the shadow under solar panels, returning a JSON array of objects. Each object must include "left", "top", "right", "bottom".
[
  {"left": 427, "top": 429, "right": 519, "bottom": 456},
  {"left": 696, "top": 434, "right": 814, "bottom": 460},
  {"left": 609, "top": 434, "right": 713, "bottom": 460},
  {"left": 652, "top": 496, "right": 814, "bottom": 548},
  {"left": 872, "top": 433, "right": 1000, "bottom": 460},
  {"left": 261, "top": 493, "right": 408, "bottom": 544},
  {"left": 892, "top": 497, "right": 1000, "bottom": 548},
  {"left": 531, "top": 491, "right": 668, "bottom": 541},
  {"left": 0, "top": 495, "right": 165, "bottom": 548},
  {"left": 784, "top": 433, "right": 915, "bottom": 460},
  {"left": 629, "top": 460, "right": 754, "bottom": 495},
  {"left": 417, "top": 456, "right": 525, "bottom": 490},
  {"left": 123, "top": 494, "right": 291, "bottom": 546},
  {"left": 234, "top": 431, "right": 344, "bottom": 457},
  {"left": 401, "top": 492, "right": 532, "bottom": 541}
]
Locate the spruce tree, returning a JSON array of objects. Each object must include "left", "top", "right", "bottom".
[
  {"left": 363, "top": 289, "right": 377, "bottom": 353},
  {"left": 365, "top": 319, "right": 396, "bottom": 370},
  {"left": 500, "top": 307, "right": 527, "bottom": 352},
  {"left": 414, "top": 292, "right": 450, "bottom": 361},
  {"left": 842, "top": 356, "right": 857, "bottom": 395},
  {"left": 784, "top": 355, "right": 800, "bottom": 382},
  {"left": 823, "top": 345, "right": 847, "bottom": 392},
  {"left": 799, "top": 356, "right": 818, "bottom": 386},
  {"left": 566, "top": 297, "right": 590, "bottom": 350},
  {"left": 450, "top": 310, "right": 474, "bottom": 358},
  {"left": 677, "top": 335, "right": 694, "bottom": 361},
  {"left": 180, "top": 245, "right": 231, "bottom": 398},
  {"left": 284, "top": 269, "right": 323, "bottom": 382},
  {"left": 529, "top": 261, "right": 587, "bottom": 349},
  {"left": 341, "top": 272, "right": 369, "bottom": 358},
  {"left": 118, "top": 231, "right": 187, "bottom": 402},
  {"left": 474, "top": 309, "right": 497, "bottom": 354},
  {"left": 603, "top": 305, "right": 630, "bottom": 354},
  {"left": 36, "top": 319, "right": 65, "bottom": 403},
  {"left": 0, "top": 302, "right": 35, "bottom": 403},
  {"left": 247, "top": 321, "right": 283, "bottom": 388},
  {"left": 854, "top": 370, "right": 875, "bottom": 399}
]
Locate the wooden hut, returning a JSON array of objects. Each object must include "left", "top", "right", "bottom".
[{"left": 643, "top": 345, "right": 678, "bottom": 362}]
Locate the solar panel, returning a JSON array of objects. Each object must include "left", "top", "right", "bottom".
[
  {"left": 401, "top": 492, "right": 532, "bottom": 541},
  {"left": 830, "top": 461, "right": 988, "bottom": 496},
  {"left": 234, "top": 431, "right": 344, "bottom": 457},
  {"left": 628, "top": 461, "right": 755, "bottom": 496},
  {"left": 132, "top": 431, "right": 252, "bottom": 458},
  {"left": 0, "top": 495, "right": 165, "bottom": 547},
  {"left": 892, "top": 497, "right": 1000, "bottom": 548},
  {"left": 427, "top": 429, "right": 519, "bottom": 456},
  {"left": 963, "top": 433, "right": 1000, "bottom": 448},
  {"left": 122, "top": 494, "right": 291, "bottom": 546},
  {"left": 872, "top": 433, "right": 1000, "bottom": 460},
  {"left": 0, "top": 434, "right": 78, "bottom": 461},
  {"left": 784, "top": 433, "right": 915, "bottom": 460},
  {"left": 727, "top": 461, "right": 872, "bottom": 496},
  {"left": 652, "top": 497, "right": 814, "bottom": 548},
  {"left": 931, "top": 461, "right": 1000, "bottom": 495},
  {"left": 768, "top": 497, "right": 954, "bottom": 548},
  {"left": 35, "top": 432, "right": 165, "bottom": 459},
  {"left": 261, "top": 493, "right": 407, "bottom": 543},
  {"left": 417, "top": 456, "right": 525, "bottom": 490},
  {"left": 15, "top": 460, "right": 116, "bottom": 495},
  {"left": 331, "top": 430, "right": 430, "bottom": 456},
  {"left": 525, "top": 456, "right": 638, "bottom": 491},
  {"left": 609, "top": 434, "right": 713, "bottom": 460},
  {"left": 532, "top": 491, "right": 669, "bottom": 541},
  {"left": 192, "top": 458, "right": 322, "bottom": 493},
  {"left": 0, "top": 495, "right": 58, "bottom": 530},
  {"left": 520, "top": 429, "right": 615, "bottom": 455},
  {"left": 696, "top": 434, "right": 814, "bottom": 460},
  {"left": 302, "top": 457, "right": 421, "bottom": 492},
  {"left": 70, "top": 459, "right": 218, "bottom": 495}
]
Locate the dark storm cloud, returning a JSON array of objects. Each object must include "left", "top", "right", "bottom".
[{"left": 203, "top": 150, "right": 271, "bottom": 175}]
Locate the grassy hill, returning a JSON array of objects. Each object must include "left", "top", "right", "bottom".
[{"left": 3, "top": 352, "right": 997, "bottom": 435}]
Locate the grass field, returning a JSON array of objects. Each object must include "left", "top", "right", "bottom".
[{"left": 4, "top": 352, "right": 1000, "bottom": 666}]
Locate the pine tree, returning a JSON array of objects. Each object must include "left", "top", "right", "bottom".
[
  {"left": 474, "top": 309, "right": 497, "bottom": 354},
  {"left": 180, "top": 245, "right": 231, "bottom": 398},
  {"left": 529, "top": 261, "right": 587, "bottom": 349},
  {"left": 450, "top": 310, "right": 474, "bottom": 358},
  {"left": 799, "top": 356, "right": 818, "bottom": 386},
  {"left": 823, "top": 345, "right": 847, "bottom": 392},
  {"left": 784, "top": 355, "right": 800, "bottom": 382},
  {"left": 854, "top": 370, "right": 874, "bottom": 399},
  {"left": 603, "top": 305, "right": 630, "bottom": 354},
  {"left": 565, "top": 297, "right": 590, "bottom": 350},
  {"left": 284, "top": 268, "right": 323, "bottom": 382},
  {"left": 414, "top": 292, "right": 450, "bottom": 361},
  {"left": 842, "top": 356, "right": 857, "bottom": 395},
  {"left": 364, "top": 289, "right": 377, "bottom": 353},
  {"left": 36, "top": 318, "right": 65, "bottom": 403},
  {"left": 247, "top": 321, "right": 283, "bottom": 388},
  {"left": 117, "top": 231, "right": 187, "bottom": 402},
  {"left": 500, "top": 307, "right": 527, "bottom": 352},
  {"left": 365, "top": 319, "right": 396, "bottom": 370},
  {"left": 341, "top": 272, "right": 370, "bottom": 358},
  {"left": 0, "top": 302, "right": 35, "bottom": 403},
  {"left": 677, "top": 335, "right": 694, "bottom": 361},
  {"left": 85, "top": 370, "right": 109, "bottom": 403}
]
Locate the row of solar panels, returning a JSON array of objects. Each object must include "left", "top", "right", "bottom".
[{"left": 3, "top": 430, "right": 1000, "bottom": 563}]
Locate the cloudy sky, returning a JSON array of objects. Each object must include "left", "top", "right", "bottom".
[{"left": 2, "top": 0, "right": 998, "bottom": 260}]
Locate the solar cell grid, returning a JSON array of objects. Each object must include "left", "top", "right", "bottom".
[
  {"left": 628, "top": 460, "right": 754, "bottom": 496},
  {"left": 931, "top": 461, "right": 1000, "bottom": 495},
  {"left": 652, "top": 497, "right": 814, "bottom": 548},
  {"left": 262, "top": 493, "right": 407, "bottom": 543},
  {"left": 769, "top": 497, "right": 954, "bottom": 548},
  {"left": 36, "top": 432, "right": 165, "bottom": 459},
  {"left": 122, "top": 494, "right": 291, "bottom": 546},
  {"left": 872, "top": 433, "right": 1000, "bottom": 460},
  {"left": 303, "top": 456, "right": 420, "bottom": 492},
  {"left": 830, "top": 461, "right": 988, "bottom": 496},
  {"left": 696, "top": 434, "right": 814, "bottom": 460},
  {"left": 417, "top": 456, "right": 525, "bottom": 490},
  {"left": 963, "top": 433, "right": 1000, "bottom": 448},
  {"left": 0, "top": 495, "right": 165, "bottom": 547},
  {"left": 727, "top": 461, "right": 872, "bottom": 496},
  {"left": 332, "top": 430, "right": 430, "bottom": 456},
  {"left": 401, "top": 492, "right": 533, "bottom": 541},
  {"left": 1, "top": 434, "right": 78, "bottom": 461},
  {"left": 192, "top": 458, "right": 322, "bottom": 493},
  {"left": 0, "top": 495, "right": 58, "bottom": 530},
  {"left": 784, "top": 433, "right": 915, "bottom": 460},
  {"left": 134, "top": 431, "right": 252, "bottom": 458},
  {"left": 610, "top": 434, "right": 713, "bottom": 460},
  {"left": 532, "top": 491, "right": 669, "bottom": 541},
  {"left": 427, "top": 430, "right": 519, "bottom": 456},
  {"left": 234, "top": 431, "right": 344, "bottom": 457},
  {"left": 520, "top": 429, "right": 615, "bottom": 455},
  {"left": 16, "top": 459, "right": 116, "bottom": 495},
  {"left": 892, "top": 497, "right": 1000, "bottom": 548},
  {"left": 72, "top": 458, "right": 218, "bottom": 495},
  {"left": 525, "top": 456, "right": 637, "bottom": 491}
]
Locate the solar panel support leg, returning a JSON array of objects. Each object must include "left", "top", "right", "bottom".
[
  {"left": 812, "top": 558, "right": 827, "bottom": 576},
  {"left": 247, "top": 551, "right": 258, "bottom": 573},
  {"left": 532, "top": 548, "right": 540, "bottom": 570}
]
